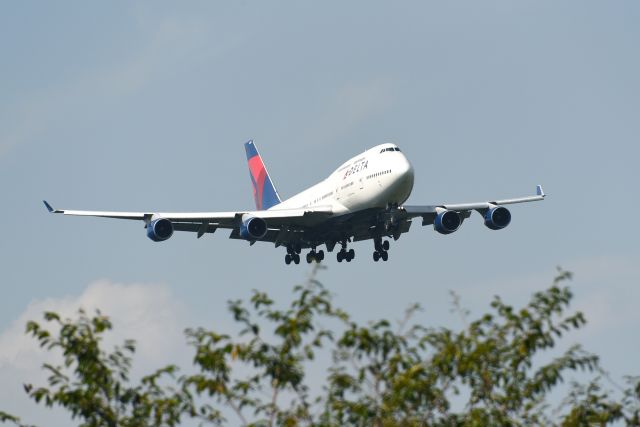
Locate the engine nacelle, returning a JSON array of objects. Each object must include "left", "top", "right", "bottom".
[
  {"left": 239, "top": 215, "right": 267, "bottom": 240},
  {"left": 434, "top": 210, "right": 461, "bottom": 235},
  {"left": 146, "top": 217, "right": 174, "bottom": 241},
  {"left": 484, "top": 206, "right": 511, "bottom": 230}
]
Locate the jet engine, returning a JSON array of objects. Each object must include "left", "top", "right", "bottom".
[
  {"left": 146, "top": 217, "right": 174, "bottom": 241},
  {"left": 434, "top": 210, "right": 462, "bottom": 235},
  {"left": 484, "top": 206, "right": 511, "bottom": 230},
  {"left": 239, "top": 215, "right": 268, "bottom": 240}
]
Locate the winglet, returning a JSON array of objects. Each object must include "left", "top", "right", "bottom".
[
  {"left": 43, "top": 200, "right": 61, "bottom": 213},
  {"left": 43, "top": 200, "right": 55, "bottom": 213},
  {"left": 536, "top": 185, "right": 545, "bottom": 197}
]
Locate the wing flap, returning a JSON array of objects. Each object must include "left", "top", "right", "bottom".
[
  {"left": 173, "top": 223, "right": 218, "bottom": 235},
  {"left": 229, "top": 228, "right": 281, "bottom": 243}
]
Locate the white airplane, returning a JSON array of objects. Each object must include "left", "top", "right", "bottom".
[{"left": 44, "top": 140, "right": 545, "bottom": 264}]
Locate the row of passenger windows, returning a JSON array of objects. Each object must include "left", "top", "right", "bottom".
[
  {"left": 340, "top": 181, "right": 354, "bottom": 190},
  {"left": 380, "top": 147, "right": 401, "bottom": 153},
  {"left": 367, "top": 169, "right": 391, "bottom": 179},
  {"left": 307, "top": 166, "right": 392, "bottom": 204},
  {"left": 310, "top": 191, "right": 335, "bottom": 205}
]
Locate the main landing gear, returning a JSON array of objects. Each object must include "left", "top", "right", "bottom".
[
  {"left": 373, "top": 238, "right": 390, "bottom": 262},
  {"left": 284, "top": 245, "right": 301, "bottom": 265},
  {"left": 337, "top": 241, "right": 355, "bottom": 263},
  {"left": 306, "top": 249, "right": 325, "bottom": 263},
  {"left": 285, "top": 245, "right": 326, "bottom": 265}
]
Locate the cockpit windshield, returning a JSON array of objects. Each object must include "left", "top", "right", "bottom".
[{"left": 380, "top": 147, "right": 401, "bottom": 153}]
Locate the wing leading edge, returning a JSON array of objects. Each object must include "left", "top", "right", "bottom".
[{"left": 42, "top": 200, "right": 333, "bottom": 235}]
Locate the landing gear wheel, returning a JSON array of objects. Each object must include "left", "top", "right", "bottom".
[
  {"left": 337, "top": 245, "right": 353, "bottom": 263},
  {"left": 293, "top": 254, "right": 300, "bottom": 264},
  {"left": 373, "top": 251, "right": 380, "bottom": 262},
  {"left": 285, "top": 254, "right": 292, "bottom": 265},
  {"left": 381, "top": 251, "right": 388, "bottom": 262},
  {"left": 307, "top": 250, "right": 323, "bottom": 263},
  {"left": 382, "top": 240, "right": 390, "bottom": 251}
]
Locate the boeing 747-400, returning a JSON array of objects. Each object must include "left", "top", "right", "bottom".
[{"left": 44, "top": 140, "right": 545, "bottom": 264}]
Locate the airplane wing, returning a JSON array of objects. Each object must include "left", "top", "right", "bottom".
[
  {"left": 43, "top": 200, "right": 333, "bottom": 238},
  {"left": 43, "top": 185, "right": 544, "bottom": 250},
  {"left": 401, "top": 185, "right": 545, "bottom": 225}
]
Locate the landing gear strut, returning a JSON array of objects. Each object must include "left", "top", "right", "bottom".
[
  {"left": 285, "top": 245, "right": 301, "bottom": 265},
  {"left": 373, "top": 238, "right": 390, "bottom": 262},
  {"left": 337, "top": 241, "right": 355, "bottom": 263}
]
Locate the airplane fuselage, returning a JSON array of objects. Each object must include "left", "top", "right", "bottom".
[{"left": 274, "top": 143, "right": 414, "bottom": 214}]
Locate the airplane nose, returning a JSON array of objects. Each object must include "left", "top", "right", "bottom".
[
  {"left": 396, "top": 156, "right": 415, "bottom": 200},
  {"left": 399, "top": 156, "right": 414, "bottom": 180}
]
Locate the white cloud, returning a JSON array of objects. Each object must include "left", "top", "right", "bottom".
[{"left": 0, "top": 280, "right": 189, "bottom": 425}]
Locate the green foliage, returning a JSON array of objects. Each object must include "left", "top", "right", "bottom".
[
  {"left": 0, "top": 411, "right": 34, "bottom": 427},
  {"left": 14, "top": 309, "right": 192, "bottom": 427},
  {"left": 183, "top": 265, "right": 346, "bottom": 426},
  {"left": 324, "top": 271, "right": 598, "bottom": 426},
  {"left": 2, "top": 267, "right": 639, "bottom": 426}
]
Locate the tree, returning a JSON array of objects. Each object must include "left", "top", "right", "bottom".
[
  {"left": 3, "top": 267, "right": 639, "bottom": 426},
  {"left": 3, "top": 310, "right": 192, "bottom": 427}
]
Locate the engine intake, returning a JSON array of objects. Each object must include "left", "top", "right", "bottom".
[
  {"left": 147, "top": 217, "right": 174, "bottom": 241},
  {"left": 239, "top": 215, "right": 267, "bottom": 240},
  {"left": 484, "top": 206, "right": 511, "bottom": 230},
  {"left": 434, "top": 210, "right": 461, "bottom": 235}
]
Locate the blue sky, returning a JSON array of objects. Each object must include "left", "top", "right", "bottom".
[{"left": 1, "top": 1, "right": 639, "bottom": 424}]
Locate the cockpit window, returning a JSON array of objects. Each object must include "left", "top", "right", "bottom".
[{"left": 380, "top": 147, "right": 400, "bottom": 153}]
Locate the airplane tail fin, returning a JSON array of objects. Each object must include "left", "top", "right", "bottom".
[{"left": 245, "top": 140, "right": 282, "bottom": 210}]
